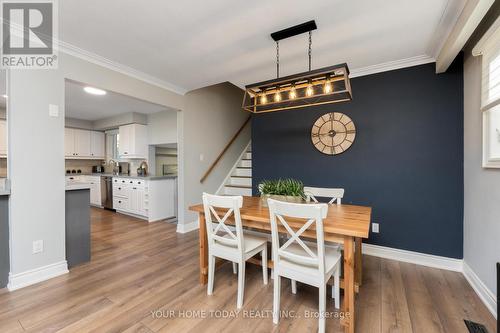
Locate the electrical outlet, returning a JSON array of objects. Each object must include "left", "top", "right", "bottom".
[
  {"left": 32, "top": 240, "right": 44, "bottom": 254},
  {"left": 372, "top": 223, "right": 379, "bottom": 233}
]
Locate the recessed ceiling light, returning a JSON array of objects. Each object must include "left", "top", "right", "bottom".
[{"left": 84, "top": 86, "right": 106, "bottom": 95}]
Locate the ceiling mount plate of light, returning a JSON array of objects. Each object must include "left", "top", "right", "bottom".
[{"left": 242, "top": 20, "right": 352, "bottom": 114}]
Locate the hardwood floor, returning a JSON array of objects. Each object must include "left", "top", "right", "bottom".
[{"left": 0, "top": 208, "right": 495, "bottom": 332}]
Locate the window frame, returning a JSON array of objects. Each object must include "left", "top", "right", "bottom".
[{"left": 474, "top": 17, "right": 500, "bottom": 168}]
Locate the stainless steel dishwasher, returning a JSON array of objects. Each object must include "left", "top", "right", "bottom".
[{"left": 102, "top": 176, "right": 114, "bottom": 210}]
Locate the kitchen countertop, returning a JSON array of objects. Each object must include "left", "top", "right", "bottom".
[{"left": 89, "top": 173, "right": 177, "bottom": 180}]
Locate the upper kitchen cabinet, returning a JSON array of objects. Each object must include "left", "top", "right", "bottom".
[
  {"left": 65, "top": 128, "right": 105, "bottom": 159},
  {"left": 74, "top": 129, "right": 91, "bottom": 157},
  {"left": 90, "top": 131, "right": 105, "bottom": 159},
  {"left": 0, "top": 120, "right": 7, "bottom": 158},
  {"left": 119, "top": 124, "right": 147, "bottom": 159}
]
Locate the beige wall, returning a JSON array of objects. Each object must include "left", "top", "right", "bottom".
[
  {"left": 179, "top": 82, "right": 250, "bottom": 227},
  {"left": 463, "top": 3, "right": 500, "bottom": 312}
]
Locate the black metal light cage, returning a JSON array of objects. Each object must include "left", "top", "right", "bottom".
[{"left": 242, "top": 63, "right": 352, "bottom": 114}]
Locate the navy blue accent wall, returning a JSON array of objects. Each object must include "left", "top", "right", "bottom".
[{"left": 252, "top": 59, "right": 464, "bottom": 259}]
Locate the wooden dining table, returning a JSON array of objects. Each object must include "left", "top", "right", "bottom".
[{"left": 189, "top": 196, "right": 371, "bottom": 333}]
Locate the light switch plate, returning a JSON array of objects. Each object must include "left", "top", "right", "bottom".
[
  {"left": 372, "top": 223, "right": 379, "bottom": 233},
  {"left": 49, "top": 104, "right": 59, "bottom": 117},
  {"left": 32, "top": 240, "right": 43, "bottom": 254}
]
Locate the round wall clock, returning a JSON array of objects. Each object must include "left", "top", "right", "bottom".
[{"left": 311, "top": 112, "right": 356, "bottom": 155}]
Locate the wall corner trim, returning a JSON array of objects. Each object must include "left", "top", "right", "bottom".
[
  {"left": 7, "top": 261, "right": 69, "bottom": 291},
  {"left": 463, "top": 261, "right": 498, "bottom": 318},
  {"left": 363, "top": 243, "right": 463, "bottom": 272},
  {"left": 176, "top": 219, "right": 199, "bottom": 234}
]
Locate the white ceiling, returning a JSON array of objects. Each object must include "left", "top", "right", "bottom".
[
  {"left": 60, "top": 1, "right": 464, "bottom": 93},
  {"left": 65, "top": 80, "right": 168, "bottom": 121}
]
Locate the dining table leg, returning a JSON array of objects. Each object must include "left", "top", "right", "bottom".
[
  {"left": 198, "top": 213, "right": 208, "bottom": 285},
  {"left": 343, "top": 236, "right": 355, "bottom": 333},
  {"left": 355, "top": 237, "right": 362, "bottom": 286}
]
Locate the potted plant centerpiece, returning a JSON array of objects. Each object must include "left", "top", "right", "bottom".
[{"left": 258, "top": 178, "right": 306, "bottom": 207}]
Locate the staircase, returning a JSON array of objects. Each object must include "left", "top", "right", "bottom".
[{"left": 217, "top": 143, "right": 253, "bottom": 196}]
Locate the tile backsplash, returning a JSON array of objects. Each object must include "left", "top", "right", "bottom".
[{"left": 65, "top": 159, "right": 105, "bottom": 174}]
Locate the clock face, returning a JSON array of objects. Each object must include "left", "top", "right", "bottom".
[{"left": 311, "top": 112, "right": 356, "bottom": 155}]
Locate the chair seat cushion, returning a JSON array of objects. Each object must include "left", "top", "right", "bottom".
[{"left": 279, "top": 243, "right": 341, "bottom": 276}]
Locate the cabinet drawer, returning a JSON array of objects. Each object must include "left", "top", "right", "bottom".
[
  {"left": 113, "top": 178, "right": 132, "bottom": 185},
  {"left": 86, "top": 176, "right": 101, "bottom": 184},
  {"left": 113, "top": 185, "right": 129, "bottom": 197},
  {"left": 113, "top": 197, "right": 129, "bottom": 211}
]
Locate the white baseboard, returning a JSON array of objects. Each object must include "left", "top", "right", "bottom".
[
  {"left": 463, "top": 261, "right": 497, "bottom": 319},
  {"left": 362, "top": 243, "right": 463, "bottom": 272},
  {"left": 176, "top": 219, "right": 199, "bottom": 233},
  {"left": 7, "top": 261, "right": 69, "bottom": 291}
]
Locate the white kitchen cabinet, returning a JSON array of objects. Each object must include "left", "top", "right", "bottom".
[
  {"left": 90, "top": 131, "right": 105, "bottom": 159},
  {"left": 65, "top": 128, "right": 105, "bottom": 159},
  {"left": 111, "top": 176, "right": 175, "bottom": 222},
  {"left": 86, "top": 176, "right": 102, "bottom": 206},
  {"left": 65, "top": 128, "right": 75, "bottom": 157},
  {"left": 119, "top": 124, "right": 147, "bottom": 159},
  {"left": 74, "top": 129, "right": 91, "bottom": 157},
  {"left": 0, "top": 120, "right": 7, "bottom": 157}
]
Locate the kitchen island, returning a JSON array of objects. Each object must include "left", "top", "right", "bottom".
[{"left": 65, "top": 184, "right": 91, "bottom": 268}]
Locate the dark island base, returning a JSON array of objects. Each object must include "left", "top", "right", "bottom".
[{"left": 65, "top": 189, "right": 91, "bottom": 268}]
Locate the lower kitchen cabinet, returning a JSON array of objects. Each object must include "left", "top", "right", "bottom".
[
  {"left": 112, "top": 177, "right": 175, "bottom": 222},
  {"left": 87, "top": 176, "right": 102, "bottom": 207}
]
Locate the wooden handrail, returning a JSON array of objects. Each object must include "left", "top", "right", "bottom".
[{"left": 200, "top": 116, "right": 251, "bottom": 183}]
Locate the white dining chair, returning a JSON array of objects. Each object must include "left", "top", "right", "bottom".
[
  {"left": 298, "top": 186, "right": 345, "bottom": 298},
  {"left": 202, "top": 193, "right": 268, "bottom": 309},
  {"left": 304, "top": 186, "right": 345, "bottom": 205},
  {"left": 268, "top": 199, "right": 341, "bottom": 333}
]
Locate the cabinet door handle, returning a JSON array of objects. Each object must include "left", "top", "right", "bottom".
[
  {"left": 133, "top": 187, "right": 137, "bottom": 190},
  {"left": 118, "top": 201, "right": 121, "bottom": 203},
  {"left": 118, "top": 187, "right": 121, "bottom": 190}
]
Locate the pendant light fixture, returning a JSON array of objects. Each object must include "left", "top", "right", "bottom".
[{"left": 242, "top": 20, "right": 352, "bottom": 114}]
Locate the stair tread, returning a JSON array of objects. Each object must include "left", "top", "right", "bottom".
[{"left": 225, "top": 185, "right": 252, "bottom": 189}]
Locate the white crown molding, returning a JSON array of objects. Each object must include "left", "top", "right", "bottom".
[
  {"left": 362, "top": 243, "right": 463, "bottom": 272},
  {"left": 427, "top": 0, "right": 468, "bottom": 59},
  {"left": 349, "top": 55, "right": 436, "bottom": 79},
  {"left": 463, "top": 261, "right": 497, "bottom": 318},
  {"left": 176, "top": 219, "right": 199, "bottom": 233},
  {"left": 7, "top": 260, "right": 68, "bottom": 291},
  {"left": 57, "top": 40, "right": 188, "bottom": 96}
]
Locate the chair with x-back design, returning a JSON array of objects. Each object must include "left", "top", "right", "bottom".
[
  {"left": 304, "top": 186, "right": 345, "bottom": 205},
  {"left": 268, "top": 198, "right": 341, "bottom": 333},
  {"left": 202, "top": 193, "right": 268, "bottom": 309}
]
